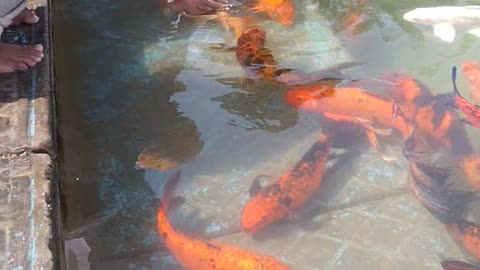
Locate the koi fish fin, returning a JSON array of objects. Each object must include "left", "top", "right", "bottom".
[
  {"left": 249, "top": 175, "right": 272, "bottom": 197},
  {"left": 451, "top": 66, "right": 461, "bottom": 96},
  {"left": 322, "top": 61, "right": 364, "bottom": 72},
  {"left": 366, "top": 129, "right": 382, "bottom": 152},
  {"left": 433, "top": 23, "right": 456, "bottom": 43},
  {"left": 468, "top": 28, "right": 480, "bottom": 38},
  {"left": 161, "top": 170, "right": 182, "bottom": 212},
  {"left": 323, "top": 112, "right": 354, "bottom": 122},
  {"left": 356, "top": 118, "right": 392, "bottom": 136},
  {"left": 441, "top": 260, "right": 480, "bottom": 270}
]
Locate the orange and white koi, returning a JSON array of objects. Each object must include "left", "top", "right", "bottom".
[
  {"left": 157, "top": 171, "right": 293, "bottom": 270},
  {"left": 241, "top": 134, "right": 331, "bottom": 233}
]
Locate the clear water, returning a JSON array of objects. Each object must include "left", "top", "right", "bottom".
[{"left": 53, "top": 0, "right": 480, "bottom": 269}]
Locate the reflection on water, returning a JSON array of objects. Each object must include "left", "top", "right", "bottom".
[{"left": 54, "top": 0, "right": 480, "bottom": 269}]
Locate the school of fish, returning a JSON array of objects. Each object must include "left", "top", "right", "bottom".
[{"left": 150, "top": 1, "right": 480, "bottom": 269}]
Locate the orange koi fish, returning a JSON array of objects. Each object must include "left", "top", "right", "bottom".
[
  {"left": 437, "top": 66, "right": 480, "bottom": 128},
  {"left": 461, "top": 61, "right": 480, "bottom": 104},
  {"left": 157, "top": 171, "right": 293, "bottom": 270},
  {"left": 442, "top": 260, "right": 480, "bottom": 270},
  {"left": 236, "top": 26, "right": 279, "bottom": 83},
  {"left": 284, "top": 85, "right": 411, "bottom": 138},
  {"left": 241, "top": 134, "right": 331, "bottom": 233},
  {"left": 249, "top": 0, "right": 295, "bottom": 26},
  {"left": 446, "top": 220, "right": 480, "bottom": 261}
]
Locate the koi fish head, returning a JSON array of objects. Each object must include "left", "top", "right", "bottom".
[
  {"left": 241, "top": 197, "right": 286, "bottom": 233},
  {"left": 271, "top": 0, "right": 295, "bottom": 26},
  {"left": 237, "top": 26, "right": 266, "bottom": 47}
]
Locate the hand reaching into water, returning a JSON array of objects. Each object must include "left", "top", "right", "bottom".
[{"left": 167, "top": 0, "right": 231, "bottom": 15}]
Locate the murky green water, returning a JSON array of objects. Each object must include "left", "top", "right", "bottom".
[{"left": 54, "top": 0, "right": 480, "bottom": 269}]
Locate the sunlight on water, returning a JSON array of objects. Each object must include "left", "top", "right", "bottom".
[{"left": 54, "top": 0, "right": 480, "bottom": 269}]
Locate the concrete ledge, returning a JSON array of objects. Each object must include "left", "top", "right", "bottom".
[{"left": 0, "top": 0, "right": 57, "bottom": 269}]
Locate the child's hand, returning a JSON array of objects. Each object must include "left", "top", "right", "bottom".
[{"left": 171, "top": 0, "right": 231, "bottom": 15}]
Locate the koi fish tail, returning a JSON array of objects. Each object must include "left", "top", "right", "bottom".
[
  {"left": 157, "top": 170, "right": 181, "bottom": 236},
  {"left": 436, "top": 66, "right": 462, "bottom": 107}
]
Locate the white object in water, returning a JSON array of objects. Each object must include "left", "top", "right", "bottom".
[{"left": 403, "top": 6, "right": 480, "bottom": 43}]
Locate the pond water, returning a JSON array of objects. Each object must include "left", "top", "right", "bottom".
[{"left": 53, "top": 0, "right": 480, "bottom": 269}]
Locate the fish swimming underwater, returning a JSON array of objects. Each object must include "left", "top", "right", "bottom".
[
  {"left": 403, "top": 6, "right": 480, "bottom": 43},
  {"left": 248, "top": 0, "right": 295, "bottom": 26},
  {"left": 284, "top": 85, "right": 412, "bottom": 139},
  {"left": 437, "top": 66, "right": 480, "bottom": 128},
  {"left": 241, "top": 134, "right": 331, "bottom": 233},
  {"left": 157, "top": 171, "right": 293, "bottom": 270},
  {"left": 461, "top": 61, "right": 480, "bottom": 104},
  {"left": 235, "top": 26, "right": 362, "bottom": 87},
  {"left": 442, "top": 260, "right": 480, "bottom": 270}
]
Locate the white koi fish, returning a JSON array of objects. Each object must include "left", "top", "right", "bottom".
[{"left": 403, "top": 6, "right": 480, "bottom": 43}]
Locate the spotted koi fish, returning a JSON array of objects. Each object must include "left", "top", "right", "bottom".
[
  {"left": 235, "top": 26, "right": 362, "bottom": 87},
  {"left": 461, "top": 61, "right": 480, "bottom": 104},
  {"left": 437, "top": 66, "right": 480, "bottom": 128},
  {"left": 241, "top": 134, "right": 331, "bottom": 233},
  {"left": 442, "top": 260, "right": 480, "bottom": 270},
  {"left": 157, "top": 171, "right": 293, "bottom": 270}
]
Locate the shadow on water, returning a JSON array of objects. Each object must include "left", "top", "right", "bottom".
[{"left": 53, "top": 0, "right": 209, "bottom": 268}]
